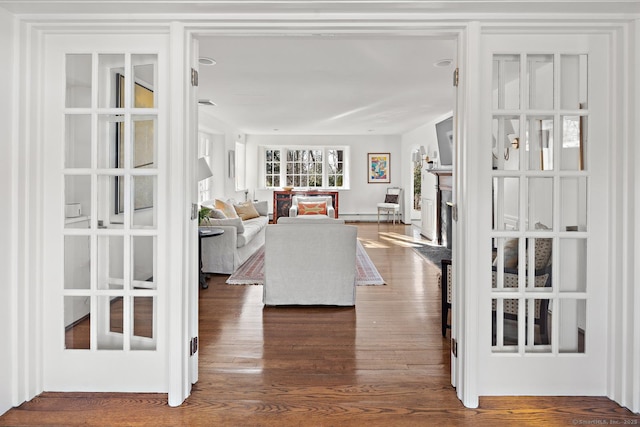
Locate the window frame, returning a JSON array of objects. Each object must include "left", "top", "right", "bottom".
[{"left": 260, "top": 145, "right": 349, "bottom": 190}]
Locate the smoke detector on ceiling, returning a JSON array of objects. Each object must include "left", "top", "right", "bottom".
[
  {"left": 198, "top": 57, "right": 217, "bottom": 66},
  {"left": 434, "top": 59, "right": 453, "bottom": 68}
]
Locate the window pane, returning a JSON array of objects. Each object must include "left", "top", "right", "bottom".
[
  {"left": 526, "top": 116, "right": 554, "bottom": 171},
  {"left": 65, "top": 236, "right": 91, "bottom": 290},
  {"left": 132, "top": 236, "right": 155, "bottom": 286},
  {"left": 133, "top": 116, "right": 156, "bottom": 169},
  {"left": 65, "top": 115, "right": 92, "bottom": 168},
  {"left": 559, "top": 299, "right": 586, "bottom": 353},
  {"left": 132, "top": 296, "right": 156, "bottom": 350},
  {"left": 66, "top": 54, "right": 93, "bottom": 108},
  {"left": 492, "top": 116, "right": 520, "bottom": 171},
  {"left": 492, "top": 298, "right": 519, "bottom": 352},
  {"left": 97, "top": 235, "right": 124, "bottom": 291},
  {"left": 561, "top": 54, "right": 588, "bottom": 110},
  {"left": 560, "top": 177, "right": 587, "bottom": 232},
  {"left": 559, "top": 238, "right": 587, "bottom": 292},
  {"left": 65, "top": 175, "right": 91, "bottom": 228},
  {"left": 97, "top": 114, "right": 121, "bottom": 169},
  {"left": 132, "top": 54, "right": 156, "bottom": 109},
  {"left": 132, "top": 175, "right": 156, "bottom": 228},
  {"left": 524, "top": 298, "right": 551, "bottom": 351},
  {"left": 492, "top": 177, "right": 520, "bottom": 231},
  {"left": 98, "top": 54, "right": 125, "bottom": 109},
  {"left": 492, "top": 54, "right": 520, "bottom": 110},
  {"left": 528, "top": 54, "right": 554, "bottom": 110},
  {"left": 97, "top": 296, "right": 124, "bottom": 350},
  {"left": 528, "top": 177, "right": 553, "bottom": 231},
  {"left": 560, "top": 115, "right": 587, "bottom": 171},
  {"left": 65, "top": 296, "right": 90, "bottom": 349},
  {"left": 97, "top": 174, "right": 124, "bottom": 228}
]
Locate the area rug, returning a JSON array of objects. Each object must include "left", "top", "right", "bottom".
[
  {"left": 227, "top": 241, "right": 385, "bottom": 286},
  {"left": 413, "top": 243, "right": 451, "bottom": 270}
]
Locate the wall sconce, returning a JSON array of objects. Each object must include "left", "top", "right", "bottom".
[
  {"left": 198, "top": 157, "right": 213, "bottom": 182},
  {"left": 501, "top": 134, "right": 520, "bottom": 161},
  {"left": 508, "top": 134, "right": 520, "bottom": 150},
  {"left": 412, "top": 146, "right": 429, "bottom": 167}
]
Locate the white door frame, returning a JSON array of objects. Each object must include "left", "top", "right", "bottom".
[{"left": 9, "top": 16, "right": 638, "bottom": 414}]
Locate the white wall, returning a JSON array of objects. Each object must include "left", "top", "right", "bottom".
[
  {"left": 246, "top": 134, "right": 402, "bottom": 220},
  {"left": 401, "top": 114, "right": 452, "bottom": 222},
  {"left": 0, "top": 6, "right": 14, "bottom": 417},
  {"left": 402, "top": 112, "right": 453, "bottom": 231},
  {"left": 198, "top": 108, "right": 246, "bottom": 203}
]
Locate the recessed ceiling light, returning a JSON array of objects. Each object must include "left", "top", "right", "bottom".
[
  {"left": 198, "top": 57, "right": 217, "bottom": 66},
  {"left": 434, "top": 59, "right": 453, "bottom": 68},
  {"left": 198, "top": 99, "right": 217, "bottom": 106}
]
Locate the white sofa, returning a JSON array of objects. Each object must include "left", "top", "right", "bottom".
[
  {"left": 200, "top": 200, "right": 269, "bottom": 274},
  {"left": 263, "top": 220, "right": 357, "bottom": 306}
]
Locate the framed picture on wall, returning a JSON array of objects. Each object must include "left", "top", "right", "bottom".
[{"left": 367, "top": 153, "right": 390, "bottom": 183}]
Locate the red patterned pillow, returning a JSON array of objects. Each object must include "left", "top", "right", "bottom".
[{"left": 298, "top": 201, "right": 327, "bottom": 215}]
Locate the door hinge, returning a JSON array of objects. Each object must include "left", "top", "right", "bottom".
[
  {"left": 451, "top": 338, "right": 458, "bottom": 357},
  {"left": 191, "top": 203, "right": 198, "bottom": 220},
  {"left": 191, "top": 68, "right": 199, "bottom": 87},
  {"left": 190, "top": 337, "right": 198, "bottom": 356},
  {"left": 453, "top": 68, "right": 459, "bottom": 87}
]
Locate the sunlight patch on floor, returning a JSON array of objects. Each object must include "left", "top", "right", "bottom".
[
  {"left": 358, "top": 238, "right": 390, "bottom": 249},
  {"left": 378, "top": 231, "right": 427, "bottom": 248}
]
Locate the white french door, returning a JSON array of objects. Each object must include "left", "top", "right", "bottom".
[
  {"left": 476, "top": 33, "right": 610, "bottom": 395},
  {"left": 42, "top": 33, "right": 170, "bottom": 391}
]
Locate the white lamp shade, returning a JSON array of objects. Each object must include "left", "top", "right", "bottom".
[{"left": 198, "top": 157, "right": 213, "bottom": 181}]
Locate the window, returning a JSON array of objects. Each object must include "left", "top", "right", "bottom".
[{"left": 262, "top": 146, "right": 348, "bottom": 189}]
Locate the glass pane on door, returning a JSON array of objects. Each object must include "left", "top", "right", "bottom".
[{"left": 66, "top": 54, "right": 92, "bottom": 108}]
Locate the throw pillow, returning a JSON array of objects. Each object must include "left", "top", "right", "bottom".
[
  {"left": 298, "top": 201, "right": 327, "bottom": 215},
  {"left": 208, "top": 208, "right": 226, "bottom": 219},
  {"left": 234, "top": 201, "right": 260, "bottom": 221},
  {"left": 214, "top": 199, "right": 239, "bottom": 219},
  {"left": 384, "top": 194, "right": 399, "bottom": 204},
  {"left": 493, "top": 238, "right": 519, "bottom": 269}
]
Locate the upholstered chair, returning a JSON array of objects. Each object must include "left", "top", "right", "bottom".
[{"left": 289, "top": 196, "right": 335, "bottom": 218}]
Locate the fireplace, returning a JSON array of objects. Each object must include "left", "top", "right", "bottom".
[{"left": 428, "top": 169, "right": 452, "bottom": 248}]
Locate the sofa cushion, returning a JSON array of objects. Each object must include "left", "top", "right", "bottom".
[
  {"left": 237, "top": 216, "right": 268, "bottom": 247},
  {"left": 253, "top": 200, "right": 268, "bottom": 217},
  {"left": 234, "top": 201, "right": 260, "bottom": 221},
  {"left": 215, "top": 199, "right": 239, "bottom": 219},
  {"left": 298, "top": 201, "right": 327, "bottom": 215},
  {"left": 278, "top": 216, "right": 343, "bottom": 224}
]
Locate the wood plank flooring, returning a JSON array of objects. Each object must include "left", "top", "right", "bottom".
[{"left": 1, "top": 223, "right": 638, "bottom": 426}]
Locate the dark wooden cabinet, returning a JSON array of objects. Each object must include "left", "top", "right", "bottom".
[{"left": 273, "top": 190, "right": 339, "bottom": 224}]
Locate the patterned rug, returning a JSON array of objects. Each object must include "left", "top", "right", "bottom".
[{"left": 227, "top": 241, "right": 385, "bottom": 286}]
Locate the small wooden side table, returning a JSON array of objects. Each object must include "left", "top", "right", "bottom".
[{"left": 199, "top": 227, "right": 224, "bottom": 289}]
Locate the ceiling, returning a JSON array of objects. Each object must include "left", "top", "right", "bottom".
[
  {"left": 197, "top": 35, "right": 456, "bottom": 135},
  {"left": 1, "top": 0, "right": 638, "bottom": 15}
]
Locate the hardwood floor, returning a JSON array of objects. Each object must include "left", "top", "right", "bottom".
[{"left": 1, "top": 223, "right": 637, "bottom": 426}]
